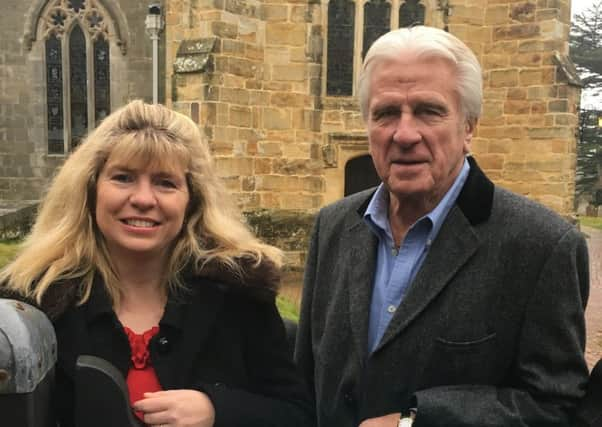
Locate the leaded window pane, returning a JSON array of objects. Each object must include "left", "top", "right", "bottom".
[
  {"left": 68, "top": 0, "right": 85, "bottom": 13},
  {"left": 46, "top": 35, "right": 64, "bottom": 154},
  {"left": 327, "top": 0, "right": 355, "bottom": 96},
  {"left": 94, "top": 37, "right": 110, "bottom": 125},
  {"left": 69, "top": 25, "right": 88, "bottom": 149},
  {"left": 399, "top": 0, "right": 425, "bottom": 28},
  {"left": 363, "top": 0, "right": 390, "bottom": 59}
]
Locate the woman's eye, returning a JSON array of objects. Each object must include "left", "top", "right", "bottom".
[
  {"left": 111, "top": 173, "right": 132, "bottom": 183},
  {"left": 157, "top": 178, "right": 177, "bottom": 189}
]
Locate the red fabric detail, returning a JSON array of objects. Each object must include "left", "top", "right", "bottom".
[{"left": 124, "top": 326, "right": 163, "bottom": 423}]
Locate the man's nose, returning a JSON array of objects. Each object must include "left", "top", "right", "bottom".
[
  {"left": 129, "top": 180, "right": 157, "bottom": 208},
  {"left": 393, "top": 114, "right": 421, "bottom": 146}
]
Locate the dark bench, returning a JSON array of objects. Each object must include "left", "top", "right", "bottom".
[{"left": 1, "top": 298, "right": 601, "bottom": 426}]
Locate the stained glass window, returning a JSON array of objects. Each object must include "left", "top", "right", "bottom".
[
  {"left": 68, "top": 0, "right": 84, "bottom": 13},
  {"left": 94, "top": 36, "right": 110, "bottom": 125},
  {"left": 399, "top": 0, "right": 425, "bottom": 28},
  {"left": 363, "top": 0, "right": 390, "bottom": 59},
  {"left": 326, "top": 0, "right": 355, "bottom": 96},
  {"left": 69, "top": 25, "right": 88, "bottom": 149},
  {"left": 46, "top": 35, "right": 64, "bottom": 154}
]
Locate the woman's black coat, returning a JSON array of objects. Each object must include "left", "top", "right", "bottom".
[{"left": 12, "top": 260, "right": 315, "bottom": 427}]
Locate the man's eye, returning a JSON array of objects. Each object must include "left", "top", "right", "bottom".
[
  {"left": 373, "top": 108, "right": 398, "bottom": 120},
  {"left": 417, "top": 106, "right": 445, "bottom": 116}
]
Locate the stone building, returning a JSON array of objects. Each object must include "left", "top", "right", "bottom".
[
  {"left": 0, "top": 0, "right": 582, "bottom": 294},
  {"left": 0, "top": 0, "right": 164, "bottom": 205}
]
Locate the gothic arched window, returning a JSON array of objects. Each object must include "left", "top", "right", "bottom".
[
  {"left": 399, "top": 0, "right": 425, "bottom": 28},
  {"left": 363, "top": 0, "right": 390, "bottom": 59},
  {"left": 42, "top": 0, "right": 111, "bottom": 153},
  {"left": 327, "top": 0, "right": 356, "bottom": 96},
  {"left": 326, "top": 0, "right": 426, "bottom": 97}
]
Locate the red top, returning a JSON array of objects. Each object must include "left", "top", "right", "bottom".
[{"left": 124, "top": 326, "right": 163, "bottom": 422}]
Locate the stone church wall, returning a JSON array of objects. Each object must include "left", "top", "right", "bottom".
[
  {"left": 0, "top": 0, "right": 164, "bottom": 202},
  {"left": 165, "top": 0, "right": 580, "bottom": 292},
  {"left": 0, "top": 0, "right": 581, "bottom": 295}
]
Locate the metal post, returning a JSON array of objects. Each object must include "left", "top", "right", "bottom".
[
  {"left": 145, "top": 4, "right": 164, "bottom": 105},
  {"left": 152, "top": 33, "right": 159, "bottom": 104}
]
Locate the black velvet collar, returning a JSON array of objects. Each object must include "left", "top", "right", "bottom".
[{"left": 356, "top": 156, "right": 494, "bottom": 226}]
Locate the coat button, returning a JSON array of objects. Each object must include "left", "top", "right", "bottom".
[{"left": 156, "top": 336, "right": 170, "bottom": 354}]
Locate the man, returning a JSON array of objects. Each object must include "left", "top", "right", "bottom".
[{"left": 295, "top": 26, "right": 590, "bottom": 427}]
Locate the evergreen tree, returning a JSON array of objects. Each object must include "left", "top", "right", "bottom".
[
  {"left": 575, "top": 109, "right": 602, "bottom": 200},
  {"left": 570, "top": 1, "right": 602, "bottom": 201},
  {"left": 570, "top": 0, "right": 602, "bottom": 88}
]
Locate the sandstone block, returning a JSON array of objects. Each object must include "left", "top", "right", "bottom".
[
  {"left": 527, "top": 126, "right": 572, "bottom": 139},
  {"left": 263, "top": 108, "right": 291, "bottom": 129},
  {"left": 485, "top": 5, "right": 509, "bottom": 25},
  {"left": 504, "top": 100, "right": 530, "bottom": 114},
  {"left": 266, "top": 23, "right": 307, "bottom": 46},
  {"left": 254, "top": 158, "right": 273, "bottom": 174},
  {"left": 494, "top": 24, "right": 540, "bottom": 41},
  {"left": 510, "top": 2, "right": 536, "bottom": 22},
  {"left": 230, "top": 105, "right": 253, "bottom": 127},
  {"left": 489, "top": 69, "right": 519, "bottom": 87},
  {"left": 258, "top": 141, "right": 284, "bottom": 156},
  {"left": 260, "top": 4, "right": 288, "bottom": 21},
  {"left": 272, "top": 64, "right": 307, "bottom": 81}
]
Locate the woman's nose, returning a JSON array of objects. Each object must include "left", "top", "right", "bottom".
[{"left": 129, "top": 180, "right": 157, "bottom": 208}]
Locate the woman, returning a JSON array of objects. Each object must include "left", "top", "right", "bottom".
[{"left": 0, "top": 100, "right": 314, "bottom": 427}]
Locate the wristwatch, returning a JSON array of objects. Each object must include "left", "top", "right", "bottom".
[{"left": 398, "top": 408, "right": 416, "bottom": 427}]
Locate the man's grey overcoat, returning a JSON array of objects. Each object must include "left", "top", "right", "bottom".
[{"left": 295, "top": 158, "right": 590, "bottom": 427}]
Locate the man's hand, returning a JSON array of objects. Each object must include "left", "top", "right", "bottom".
[
  {"left": 358, "top": 412, "right": 401, "bottom": 427},
  {"left": 133, "top": 389, "right": 215, "bottom": 427}
]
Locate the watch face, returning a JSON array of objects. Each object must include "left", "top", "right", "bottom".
[{"left": 398, "top": 418, "right": 413, "bottom": 427}]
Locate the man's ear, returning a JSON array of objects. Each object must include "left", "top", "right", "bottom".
[{"left": 463, "top": 119, "right": 477, "bottom": 154}]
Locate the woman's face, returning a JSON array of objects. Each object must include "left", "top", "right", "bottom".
[{"left": 95, "top": 157, "right": 189, "bottom": 263}]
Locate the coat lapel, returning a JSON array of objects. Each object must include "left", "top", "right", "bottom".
[
  {"left": 375, "top": 204, "right": 480, "bottom": 352},
  {"left": 345, "top": 209, "right": 378, "bottom": 358}
]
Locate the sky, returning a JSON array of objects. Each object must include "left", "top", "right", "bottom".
[{"left": 570, "top": 0, "right": 602, "bottom": 107}]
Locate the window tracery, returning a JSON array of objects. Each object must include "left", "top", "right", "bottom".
[
  {"left": 41, "top": 0, "right": 112, "bottom": 153},
  {"left": 326, "top": 0, "right": 427, "bottom": 97}
]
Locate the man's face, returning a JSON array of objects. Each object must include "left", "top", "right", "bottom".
[{"left": 367, "top": 54, "right": 474, "bottom": 206}]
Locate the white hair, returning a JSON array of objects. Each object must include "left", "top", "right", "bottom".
[{"left": 358, "top": 26, "right": 482, "bottom": 124}]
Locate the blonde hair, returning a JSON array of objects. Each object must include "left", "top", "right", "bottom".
[{"left": 1, "top": 100, "right": 282, "bottom": 307}]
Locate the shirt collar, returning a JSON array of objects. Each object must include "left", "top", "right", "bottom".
[{"left": 364, "top": 158, "right": 471, "bottom": 241}]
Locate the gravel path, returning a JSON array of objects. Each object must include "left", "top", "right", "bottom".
[{"left": 583, "top": 225, "right": 602, "bottom": 370}]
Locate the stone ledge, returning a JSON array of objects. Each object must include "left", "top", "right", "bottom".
[{"left": 0, "top": 201, "right": 38, "bottom": 240}]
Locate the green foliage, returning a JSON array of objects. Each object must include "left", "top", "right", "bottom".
[
  {"left": 579, "top": 216, "right": 602, "bottom": 230},
  {"left": 570, "top": 1, "right": 602, "bottom": 87},
  {"left": 571, "top": 2, "right": 602, "bottom": 198},
  {"left": 276, "top": 295, "right": 300, "bottom": 322},
  {"left": 0, "top": 240, "right": 20, "bottom": 268},
  {"left": 0, "top": 239, "right": 302, "bottom": 320},
  {"left": 575, "top": 108, "right": 602, "bottom": 197}
]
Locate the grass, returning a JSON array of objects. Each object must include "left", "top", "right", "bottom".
[
  {"left": 0, "top": 239, "right": 302, "bottom": 320},
  {"left": 0, "top": 240, "right": 20, "bottom": 268},
  {"left": 579, "top": 216, "right": 602, "bottom": 231},
  {"left": 276, "top": 295, "right": 300, "bottom": 322}
]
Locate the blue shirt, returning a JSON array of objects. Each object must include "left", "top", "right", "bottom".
[{"left": 363, "top": 158, "right": 470, "bottom": 353}]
